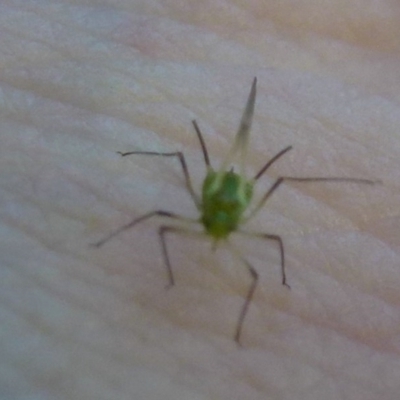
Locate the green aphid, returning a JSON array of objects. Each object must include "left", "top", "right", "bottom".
[{"left": 94, "top": 78, "right": 378, "bottom": 344}]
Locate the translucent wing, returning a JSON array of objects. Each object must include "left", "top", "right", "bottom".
[{"left": 219, "top": 77, "right": 257, "bottom": 178}]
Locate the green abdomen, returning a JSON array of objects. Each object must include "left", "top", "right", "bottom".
[{"left": 201, "top": 170, "right": 253, "bottom": 239}]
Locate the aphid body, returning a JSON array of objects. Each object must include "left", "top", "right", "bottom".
[
  {"left": 201, "top": 170, "right": 253, "bottom": 240},
  {"left": 94, "top": 78, "right": 377, "bottom": 344}
]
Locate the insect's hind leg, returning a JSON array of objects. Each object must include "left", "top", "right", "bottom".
[
  {"left": 158, "top": 225, "right": 204, "bottom": 288},
  {"left": 227, "top": 231, "right": 290, "bottom": 344},
  {"left": 243, "top": 231, "right": 290, "bottom": 289},
  {"left": 225, "top": 242, "right": 259, "bottom": 345},
  {"left": 236, "top": 260, "right": 258, "bottom": 345},
  {"left": 117, "top": 150, "right": 200, "bottom": 209}
]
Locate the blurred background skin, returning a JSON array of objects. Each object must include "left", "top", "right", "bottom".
[{"left": 1, "top": 1, "right": 400, "bottom": 399}]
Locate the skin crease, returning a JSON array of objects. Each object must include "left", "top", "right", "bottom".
[{"left": 1, "top": 1, "right": 400, "bottom": 399}]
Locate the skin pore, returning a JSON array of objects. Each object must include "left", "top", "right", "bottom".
[{"left": 1, "top": 1, "right": 400, "bottom": 399}]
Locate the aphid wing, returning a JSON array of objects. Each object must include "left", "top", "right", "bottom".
[
  {"left": 235, "top": 76, "right": 257, "bottom": 153},
  {"left": 220, "top": 77, "right": 257, "bottom": 176}
]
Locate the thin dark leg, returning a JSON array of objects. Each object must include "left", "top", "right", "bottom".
[
  {"left": 91, "top": 210, "right": 185, "bottom": 248},
  {"left": 234, "top": 259, "right": 258, "bottom": 345},
  {"left": 159, "top": 226, "right": 178, "bottom": 287},
  {"left": 231, "top": 231, "right": 289, "bottom": 344},
  {"left": 192, "top": 120, "right": 211, "bottom": 168},
  {"left": 245, "top": 177, "right": 285, "bottom": 221},
  {"left": 247, "top": 175, "right": 379, "bottom": 222},
  {"left": 281, "top": 176, "right": 379, "bottom": 184},
  {"left": 252, "top": 232, "right": 290, "bottom": 288},
  {"left": 117, "top": 150, "right": 200, "bottom": 209},
  {"left": 158, "top": 225, "right": 203, "bottom": 288},
  {"left": 254, "top": 146, "right": 293, "bottom": 181}
]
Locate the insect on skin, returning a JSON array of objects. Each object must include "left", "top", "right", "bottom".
[{"left": 93, "top": 78, "right": 378, "bottom": 345}]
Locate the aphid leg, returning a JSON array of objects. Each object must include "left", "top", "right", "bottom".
[
  {"left": 117, "top": 150, "right": 200, "bottom": 209},
  {"left": 253, "top": 146, "right": 293, "bottom": 181},
  {"left": 236, "top": 261, "right": 258, "bottom": 346},
  {"left": 226, "top": 241, "right": 259, "bottom": 345},
  {"left": 264, "top": 233, "right": 289, "bottom": 288},
  {"left": 244, "top": 177, "right": 285, "bottom": 222},
  {"left": 282, "top": 176, "right": 379, "bottom": 185},
  {"left": 246, "top": 175, "right": 378, "bottom": 222},
  {"left": 159, "top": 225, "right": 178, "bottom": 287},
  {"left": 241, "top": 231, "right": 290, "bottom": 289},
  {"left": 159, "top": 226, "right": 204, "bottom": 288},
  {"left": 92, "top": 210, "right": 191, "bottom": 248},
  {"left": 192, "top": 120, "right": 211, "bottom": 168}
]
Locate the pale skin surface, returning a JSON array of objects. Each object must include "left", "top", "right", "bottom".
[{"left": 1, "top": 1, "right": 400, "bottom": 399}]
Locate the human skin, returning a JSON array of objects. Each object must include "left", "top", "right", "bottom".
[{"left": 1, "top": 1, "right": 400, "bottom": 399}]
